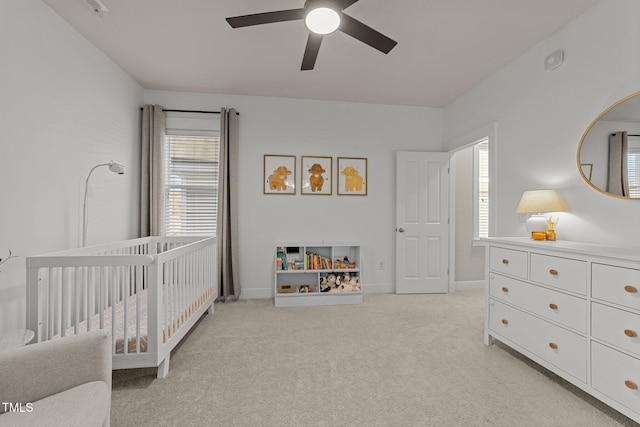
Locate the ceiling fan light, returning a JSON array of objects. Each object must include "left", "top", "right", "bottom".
[{"left": 305, "top": 7, "right": 340, "bottom": 35}]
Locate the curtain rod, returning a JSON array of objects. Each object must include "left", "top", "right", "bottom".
[{"left": 140, "top": 107, "right": 239, "bottom": 115}]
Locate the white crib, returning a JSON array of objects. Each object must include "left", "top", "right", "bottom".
[{"left": 25, "top": 236, "right": 217, "bottom": 379}]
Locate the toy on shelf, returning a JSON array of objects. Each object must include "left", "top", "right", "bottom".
[
  {"left": 334, "top": 256, "right": 356, "bottom": 269},
  {"left": 320, "top": 276, "right": 331, "bottom": 292}
]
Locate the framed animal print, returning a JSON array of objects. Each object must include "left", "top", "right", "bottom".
[
  {"left": 301, "top": 156, "right": 332, "bottom": 195},
  {"left": 337, "top": 157, "right": 367, "bottom": 196},
  {"left": 264, "top": 155, "right": 296, "bottom": 195}
]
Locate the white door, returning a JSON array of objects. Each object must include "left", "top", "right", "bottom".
[{"left": 396, "top": 152, "right": 449, "bottom": 294}]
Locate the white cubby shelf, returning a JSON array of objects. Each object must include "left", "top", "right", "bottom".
[{"left": 274, "top": 243, "right": 363, "bottom": 307}]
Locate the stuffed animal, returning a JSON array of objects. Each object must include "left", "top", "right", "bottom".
[
  {"left": 349, "top": 277, "right": 360, "bottom": 291},
  {"left": 268, "top": 165, "right": 292, "bottom": 191},
  {"left": 341, "top": 166, "right": 364, "bottom": 192},
  {"left": 327, "top": 274, "right": 337, "bottom": 289},
  {"left": 319, "top": 276, "right": 331, "bottom": 292},
  {"left": 308, "top": 163, "right": 326, "bottom": 192}
]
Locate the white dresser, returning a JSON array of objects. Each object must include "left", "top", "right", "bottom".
[{"left": 483, "top": 237, "right": 640, "bottom": 423}]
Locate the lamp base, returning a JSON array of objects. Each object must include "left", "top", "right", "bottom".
[{"left": 525, "top": 214, "right": 548, "bottom": 236}]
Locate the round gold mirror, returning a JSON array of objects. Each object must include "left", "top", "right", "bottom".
[{"left": 577, "top": 91, "right": 640, "bottom": 199}]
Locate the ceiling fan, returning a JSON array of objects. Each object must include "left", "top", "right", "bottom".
[{"left": 226, "top": 0, "right": 397, "bottom": 71}]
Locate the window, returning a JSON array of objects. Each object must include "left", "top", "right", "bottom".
[
  {"left": 628, "top": 137, "right": 640, "bottom": 198},
  {"left": 474, "top": 138, "right": 490, "bottom": 239},
  {"left": 164, "top": 113, "right": 220, "bottom": 236}
]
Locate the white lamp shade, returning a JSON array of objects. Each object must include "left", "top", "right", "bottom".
[
  {"left": 305, "top": 6, "right": 340, "bottom": 34},
  {"left": 108, "top": 161, "right": 126, "bottom": 175}
]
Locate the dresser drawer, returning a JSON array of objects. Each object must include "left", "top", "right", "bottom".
[
  {"left": 592, "top": 263, "right": 640, "bottom": 311},
  {"left": 489, "top": 247, "right": 527, "bottom": 279},
  {"left": 530, "top": 253, "right": 587, "bottom": 295},
  {"left": 592, "top": 302, "right": 640, "bottom": 358},
  {"left": 592, "top": 342, "right": 640, "bottom": 418},
  {"left": 489, "top": 299, "right": 587, "bottom": 382},
  {"left": 490, "top": 273, "right": 586, "bottom": 333}
]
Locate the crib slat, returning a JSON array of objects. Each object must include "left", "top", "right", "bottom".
[
  {"left": 135, "top": 265, "right": 142, "bottom": 353},
  {"left": 111, "top": 267, "right": 117, "bottom": 356},
  {"left": 61, "top": 267, "right": 68, "bottom": 337},
  {"left": 87, "top": 267, "right": 94, "bottom": 332},
  {"left": 166, "top": 260, "right": 172, "bottom": 340},
  {"left": 47, "top": 268, "right": 54, "bottom": 340},
  {"left": 99, "top": 266, "right": 105, "bottom": 329},
  {"left": 74, "top": 267, "right": 80, "bottom": 335},
  {"left": 122, "top": 266, "right": 129, "bottom": 355}
]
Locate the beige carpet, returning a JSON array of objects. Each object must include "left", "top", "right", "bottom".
[{"left": 111, "top": 290, "right": 639, "bottom": 426}]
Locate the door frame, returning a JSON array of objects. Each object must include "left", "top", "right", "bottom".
[{"left": 447, "top": 122, "right": 497, "bottom": 292}]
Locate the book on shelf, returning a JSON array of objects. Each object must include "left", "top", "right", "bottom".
[
  {"left": 304, "top": 252, "right": 332, "bottom": 270},
  {"left": 276, "top": 251, "right": 287, "bottom": 270}
]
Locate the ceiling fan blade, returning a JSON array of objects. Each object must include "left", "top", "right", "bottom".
[
  {"left": 339, "top": 13, "right": 397, "bottom": 54},
  {"left": 226, "top": 9, "right": 305, "bottom": 28},
  {"left": 301, "top": 33, "right": 323, "bottom": 71},
  {"left": 340, "top": 0, "right": 360, "bottom": 9}
]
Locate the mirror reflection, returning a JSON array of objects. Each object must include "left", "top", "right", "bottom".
[{"left": 578, "top": 92, "right": 640, "bottom": 198}]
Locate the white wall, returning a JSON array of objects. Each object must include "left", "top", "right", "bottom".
[
  {"left": 0, "top": 0, "right": 143, "bottom": 331},
  {"left": 444, "top": 0, "right": 640, "bottom": 246},
  {"left": 145, "top": 90, "right": 443, "bottom": 298},
  {"left": 452, "top": 147, "right": 484, "bottom": 283}
]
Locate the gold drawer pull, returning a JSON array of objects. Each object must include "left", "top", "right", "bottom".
[
  {"left": 549, "top": 269, "right": 558, "bottom": 276},
  {"left": 625, "top": 380, "right": 638, "bottom": 390},
  {"left": 624, "top": 285, "right": 638, "bottom": 294},
  {"left": 501, "top": 319, "right": 509, "bottom": 325},
  {"left": 549, "top": 303, "right": 558, "bottom": 310},
  {"left": 624, "top": 329, "right": 638, "bottom": 338},
  {"left": 548, "top": 342, "right": 558, "bottom": 350},
  {"left": 502, "top": 259, "right": 509, "bottom": 265},
  {"left": 501, "top": 287, "right": 509, "bottom": 293}
]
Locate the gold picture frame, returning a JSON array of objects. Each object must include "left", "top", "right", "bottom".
[
  {"left": 264, "top": 155, "right": 296, "bottom": 195},
  {"left": 580, "top": 163, "right": 593, "bottom": 182},
  {"left": 337, "top": 157, "right": 367, "bottom": 196},
  {"left": 301, "top": 156, "right": 332, "bottom": 195}
]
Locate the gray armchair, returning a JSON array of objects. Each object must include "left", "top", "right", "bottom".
[{"left": 0, "top": 329, "right": 111, "bottom": 427}]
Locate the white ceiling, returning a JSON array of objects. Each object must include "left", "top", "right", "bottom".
[{"left": 41, "top": 0, "right": 601, "bottom": 108}]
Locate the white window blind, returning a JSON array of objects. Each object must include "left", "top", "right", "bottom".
[
  {"left": 164, "top": 114, "right": 220, "bottom": 236},
  {"left": 628, "top": 137, "right": 640, "bottom": 198},
  {"left": 474, "top": 139, "right": 490, "bottom": 239}
]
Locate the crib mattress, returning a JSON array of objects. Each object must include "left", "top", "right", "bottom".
[{"left": 58, "top": 287, "right": 213, "bottom": 354}]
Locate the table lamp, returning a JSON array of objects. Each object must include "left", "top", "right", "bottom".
[{"left": 516, "top": 189, "right": 569, "bottom": 238}]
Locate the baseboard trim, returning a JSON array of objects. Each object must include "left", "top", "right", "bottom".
[
  {"left": 453, "top": 280, "right": 484, "bottom": 291},
  {"left": 240, "top": 282, "right": 483, "bottom": 299},
  {"left": 239, "top": 283, "right": 395, "bottom": 300},
  {"left": 239, "top": 288, "right": 272, "bottom": 300}
]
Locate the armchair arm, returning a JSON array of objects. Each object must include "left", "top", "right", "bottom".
[{"left": 0, "top": 329, "right": 111, "bottom": 412}]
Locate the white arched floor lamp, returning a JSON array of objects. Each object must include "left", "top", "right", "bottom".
[{"left": 82, "top": 161, "right": 125, "bottom": 247}]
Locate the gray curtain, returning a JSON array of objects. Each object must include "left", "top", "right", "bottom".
[
  {"left": 141, "top": 104, "right": 166, "bottom": 236},
  {"left": 217, "top": 108, "right": 241, "bottom": 300},
  {"left": 608, "top": 131, "right": 629, "bottom": 197}
]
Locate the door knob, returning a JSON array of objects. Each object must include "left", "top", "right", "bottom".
[{"left": 397, "top": 228, "right": 405, "bottom": 233}]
